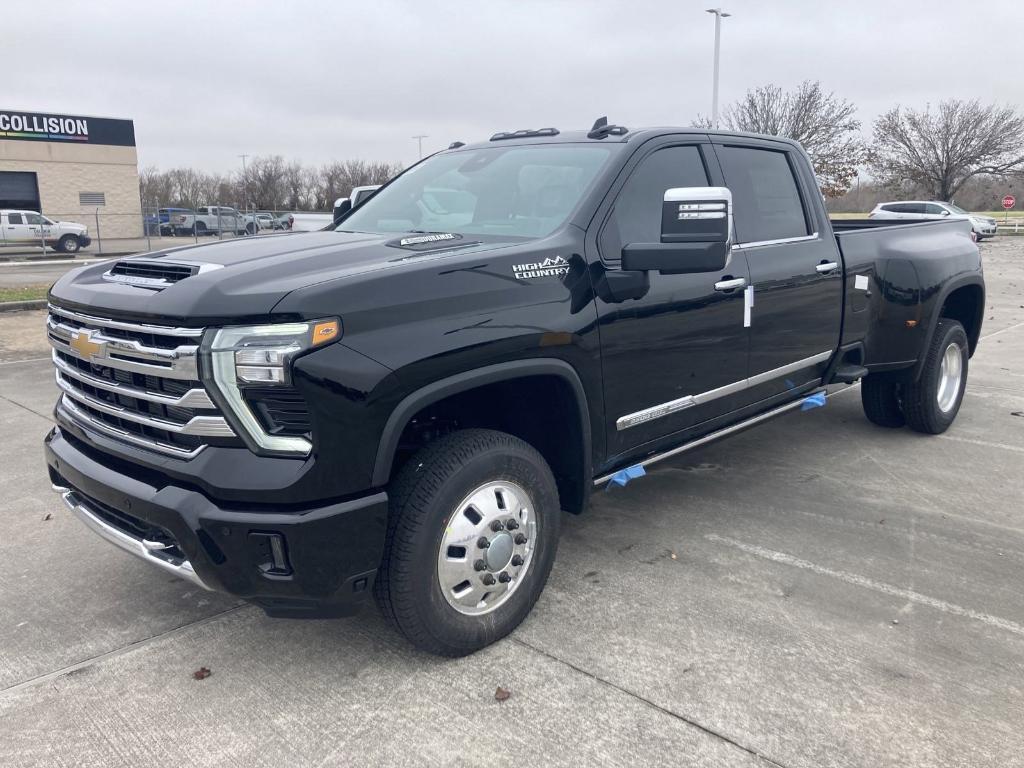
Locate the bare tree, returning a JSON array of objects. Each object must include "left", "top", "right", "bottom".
[
  {"left": 871, "top": 100, "right": 1024, "bottom": 201},
  {"left": 712, "top": 80, "right": 869, "bottom": 197}
]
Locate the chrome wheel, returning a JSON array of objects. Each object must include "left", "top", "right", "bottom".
[
  {"left": 436, "top": 480, "right": 537, "bottom": 616},
  {"left": 936, "top": 341, "right": 963, "bottom": 413}
]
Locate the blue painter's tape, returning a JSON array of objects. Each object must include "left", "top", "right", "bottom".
[
  {"left": 606, "top": 463, "right": 647, "bottom": 489},
  {"left": 800, "top": 391, "right": 827, "bottom": 411}
]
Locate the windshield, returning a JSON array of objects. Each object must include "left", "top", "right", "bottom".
[
  {"left": 337, "top": 145, "right": 614, "bottom": 239},
  {"left": 943, "top": 202, "right": 969, "bottom": 214}
]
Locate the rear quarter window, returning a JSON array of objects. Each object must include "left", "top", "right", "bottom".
[{"left": 716, "top": 146, "right": 810, "bottom": 243}]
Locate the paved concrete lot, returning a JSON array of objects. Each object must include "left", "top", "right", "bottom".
[{"left": 1, "top": 239, "right": 1022, "bottom": 767}]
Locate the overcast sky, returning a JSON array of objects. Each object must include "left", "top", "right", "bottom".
[{"left": 6, "top": 0, "right": 1023, "bottom": 172}]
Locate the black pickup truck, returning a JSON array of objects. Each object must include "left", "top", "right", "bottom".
[{"left": 44, "top": 122, "right": 984, "bottom": 655}]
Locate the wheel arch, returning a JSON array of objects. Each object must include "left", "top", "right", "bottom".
[
  {"left": 372, "top": 359, "right": 593, "bottom": 514},
  {"left": 913, "top": 275, "right": 984, "bottom": 381}
]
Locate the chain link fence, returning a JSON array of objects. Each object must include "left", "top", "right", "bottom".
[{"left": 1, "top": 203, "right": 302, "bottom": 258}]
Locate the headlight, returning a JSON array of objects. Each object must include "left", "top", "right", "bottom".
[{"left": 203, "top": 319, "right": 340, "bottom": 456}]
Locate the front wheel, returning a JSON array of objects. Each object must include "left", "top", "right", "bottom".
[
  {"left": 902, "top": 319, "right": 969, "bottom": 434},
  {"left": 57, "top": 234, "right": 80, "bottom": 254},
  {"left": 374, "top": 429, "right": 561, "bottom": 656}
]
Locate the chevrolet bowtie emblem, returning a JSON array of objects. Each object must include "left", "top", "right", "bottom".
[{"left": 70, "top": 330, "right": 104, "bottom": 360}]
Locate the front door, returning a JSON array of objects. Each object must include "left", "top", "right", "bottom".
[
  {"left": 3, "top": 212, "right": 36, "bottom": 244},
  {"left": 592, "top": 142, "right": 752, "bottom": 461},
  {"left": 713, "top": 142, "right": 843, "bottom": 401}
]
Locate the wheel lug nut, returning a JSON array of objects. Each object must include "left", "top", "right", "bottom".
[
  {"left": 506, "top": 519, "right": 519, "bottom": 530},
  {"left": 514, "top": 533, "right": 527, "bottom": 545},
  {"left": 481, "top": 573, "right": 496, "bottom": 586},
  {"left": 490, "top": 520, "right": 504, "bottom": 532},
  {"left": 473, "top": 559, "right": 487, "bottom": 571},
  {"left": 477, "top": 537, "right": 490, "bottom": 549},
  {"left": 498, "top": 572, "right": 512, "bottom": 583},
  {"left": 511, "top": 554, "right": 524, "bottom": 567}
]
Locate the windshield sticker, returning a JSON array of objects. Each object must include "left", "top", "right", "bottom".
[{"left": 513, "top": 256, "right": 569, "bottom": 280}]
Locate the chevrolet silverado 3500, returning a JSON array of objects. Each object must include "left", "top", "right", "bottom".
[{"left": 44, "top": 122, "right": 984, "bottom": 656}]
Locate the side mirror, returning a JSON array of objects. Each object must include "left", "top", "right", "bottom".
[
  {"left": 332, "top": 197, "right": 351, "bottom": 224},
  {"left": 621, "top": 187, "right": 732, "bottom": 274},
  {"left": 940, "top": 209, "right": 951, "bottom": 216}
]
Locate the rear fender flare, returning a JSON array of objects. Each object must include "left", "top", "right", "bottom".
[{"left": 912, "top": 274, "right": 985, "bottom": 381}]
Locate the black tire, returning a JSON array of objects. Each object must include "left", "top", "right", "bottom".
[
  {"left": 860, "top": 374, "right": 905, "bottom": 428},
  {"left": 374, "top": 428, "right": 561, "bottom": 656},
  {"left": 57, "top": 234, "right": 80, "bottom": 254},
  {"left": 195, "top": 222, "right": 207, "bottom": 236},
  {"left": 902, "top": 319, "right": 969, "bottom": 434}
]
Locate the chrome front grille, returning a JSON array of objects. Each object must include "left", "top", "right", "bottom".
[{"left": 47, "top": 304, "right": 237, "bottom": 458}]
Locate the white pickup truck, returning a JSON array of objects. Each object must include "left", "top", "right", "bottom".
[
  {"left": 0, "top": 210, "right": 91, "bottom": 253},
  {"left": 170, "top": 206, "right": 246, "bottom": 237}
]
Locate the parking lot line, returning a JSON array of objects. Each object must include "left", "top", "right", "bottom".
[
  {"left": 936, "top": 434, "right": 1024, "bottom": 454},
  {"left": 705, "top": 534, "right": 1024, "bottom": 638}
]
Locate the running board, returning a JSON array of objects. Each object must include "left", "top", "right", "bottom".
[{"left": 593, "top": 387, "right": 848, "bottom": 486}]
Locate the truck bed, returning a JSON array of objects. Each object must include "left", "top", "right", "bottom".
[{"left": 831, "top": 217, "right": 979, "bottom": 371}]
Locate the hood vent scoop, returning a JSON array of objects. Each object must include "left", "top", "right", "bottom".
[{"left": 103, "top": 260, "right": 221, "bottom": 289}]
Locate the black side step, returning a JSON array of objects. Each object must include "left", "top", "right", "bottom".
[{"left": 829, "top": 364, "right": 868, "bottom": 384}]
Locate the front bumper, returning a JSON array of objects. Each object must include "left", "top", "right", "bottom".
[
  {"left": 78, "top": 235, "right": 92, "bottom": 247},
  {"left": 973, "top": 223, "right": 998, "bottom": 236},
  {"left": 45, "top": 426, "right": 388, "bottom": 618}
]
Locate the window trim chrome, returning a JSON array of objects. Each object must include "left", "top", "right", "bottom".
[
  {"left": 616, "top": 350, "right": 833, "bottom": 430},
  {"left": 732, "top": 232, "right": 820, "bottom": 251}
]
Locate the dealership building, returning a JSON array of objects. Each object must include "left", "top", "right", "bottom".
[{"left": 0, "top": 109, "right": 142, "bottom": 239}]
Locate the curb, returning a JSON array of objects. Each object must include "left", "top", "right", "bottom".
[
  {"left": 0, "top": 254, "right": 74, "bottom": 264},
  {"left": 0, "top": 299, "right": 47, "bottom": 313},
  {"left": 0, "top": 251, "right": 132, "bottom": 264}
]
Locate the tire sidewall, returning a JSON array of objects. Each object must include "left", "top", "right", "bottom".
[
  {"left": 918, "top": 321, "right": 969, "bottom": 430},
  {"left": 399, "top": 443, "right": 560, "bottom": 653},
  {"left": 59, "top": 235, "right": 79, "bottom": 253}
]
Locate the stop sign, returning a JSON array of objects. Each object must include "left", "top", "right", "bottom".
[{"left": 1003, "top": 194, "right": 1016, "bottom": 209}]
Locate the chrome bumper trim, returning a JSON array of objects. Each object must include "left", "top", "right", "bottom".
[{"left": 53, "top": 485, "right": 210, "bottom": 590}]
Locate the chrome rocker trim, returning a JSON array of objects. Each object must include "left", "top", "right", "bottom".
[
  {"left": 616, "top": 351, "right": 833, "bottom": 430},
  {"left": 598, "top": 385, "right": 848, "bottom": 485}
]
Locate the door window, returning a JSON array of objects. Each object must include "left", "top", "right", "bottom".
[
  {"left": 7, "top": 213, "right": 24, "bottom": 225},
  {"left": 599, "top": 145, "right": 710, "bottom": 265},
  {"left": 717, "top": 146, "right": 809, "bottom": 244},
  {"left": 924, "top": 203, "right": 947, "bottom": 215},
  {"left": 24, "top": 213, "right": 43, "bottom": 225}
]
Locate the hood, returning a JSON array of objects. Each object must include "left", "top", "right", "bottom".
[{"left": 48, "top": 230, "right": 518, "bottom": 326}]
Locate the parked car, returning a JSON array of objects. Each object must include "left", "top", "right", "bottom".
[
  {"left": 170, "top": 206, "right": 246, "bottom": 237},
  {"left": 144, "top": 207, "right": 191, "bottom": 236},
  {"left": 0, "top": 210, "right": 91, "bottom": 253},
  {"left": 45, "top": 123, "right": 984, "bottom": 657},
  {"left": 287, "top": 211, "right": 334, "bottom": 231},
  {"left": 243, "top": 212, "right": 277, "bottom": 235},
  {"left": 869, "top": 200, "right": 998, "bottom": 240},
  {"left": 333, "top": 185, "right": 382, "bottom": 224}
]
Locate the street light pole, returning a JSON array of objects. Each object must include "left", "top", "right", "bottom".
[
  {"left": 238, "top": 153, "right": 249, "bottom": 227},
  {"left": 412, "top": 135, "right": 428, "bottom": 159},
  {"left": 706, "top": 8, "right": 731, "bottom": 129}
]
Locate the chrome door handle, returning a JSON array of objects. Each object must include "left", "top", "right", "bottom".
[
  {"left": 714, "top": 277, "right": 747, "bottom": 292},
  {"left": 815, "top": 261, "right": 839, "bottom": 274}
]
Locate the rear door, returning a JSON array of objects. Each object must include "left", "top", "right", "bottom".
[
  {"left": 592, "top": 139, "right": 753, "bottom": 458},
  {"left": 712, "top": 140, "right": 842, "bottom": 401}
]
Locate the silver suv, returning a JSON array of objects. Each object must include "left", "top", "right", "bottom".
[{"left": 869, "top": 201, "right": 998, "bottom": 241}]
